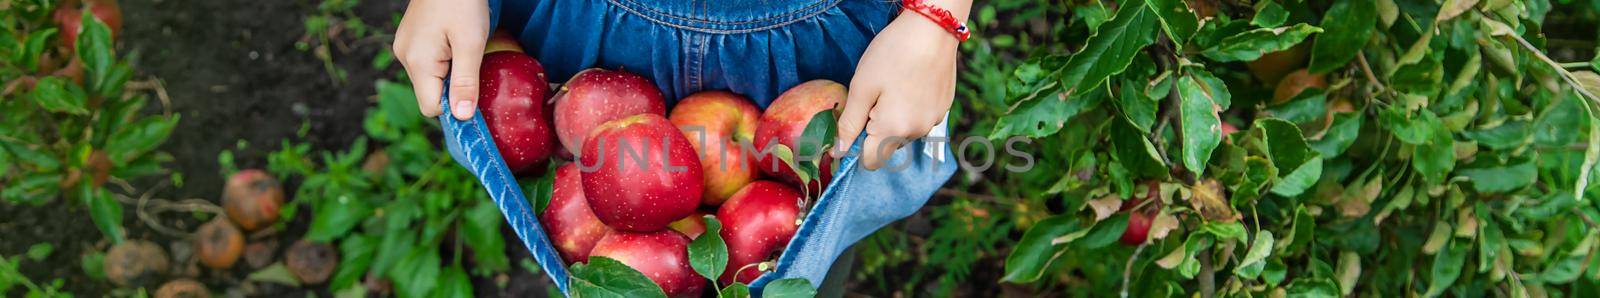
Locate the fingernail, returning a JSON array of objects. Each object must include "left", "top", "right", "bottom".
[{"left": 455, "top": 101, "right": 474, "bottom": 117}]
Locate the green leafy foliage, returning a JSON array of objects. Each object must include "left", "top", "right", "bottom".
[
  {"left": 266, "top": 76, "right": 517, "bottom": 296},
  {"left": 0, "top": 0, "right": 179, "bottom": 245},
  {"left": 937, "top": 0, "right": 1600, "bottom": 296}
]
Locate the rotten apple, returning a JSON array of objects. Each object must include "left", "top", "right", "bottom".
[
  {"left": 105, "top": 240, "right": 170, "bottom": 287},
  {"left": 579, "top": 114, "right": 703, "bottom": 232},
  {"left": 553, "top": 68, "right": 667, "bottom": 155},
  {"left": 541, "top": 164, "right": 611, "bottom": 263},
  {"left": 669, "top": 91, "right": 763, "bottom": 205},
  {"left": 716, "top": 181, "right": 802, "bottom": 284},
  {"left": 222, "top": 169, "right": 284, "bottom": 231},
  {"left": 754, "top": 80, "right": 845, "bottom": 193},
  {"left": 194, "top": 218, "right": 244, "bottom": 269},
  {"left": 154, "top": 279, "right": 209, "bottom": 298},
  {"left": 589, "top": 230, "right": 705, "bottom": 298},
  {"left": 284, "top": 240, "right": 338, "bottom": 285},
  {"left": 478, "top": 47, "right": 557, "bottom": 175}
]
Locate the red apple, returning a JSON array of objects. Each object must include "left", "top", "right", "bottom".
[
  {"left": 1120, "top": 212, "right": 1154, "bottom": 245},
  {"left": 666, "top": 211, "right": 710, "bottom": 240},
  {"left": 669, "top": 91, "right": 763, "bottom": 205},
  {"left": 716, "top": 181, "right": 802, "bottom": 284},
  {"left": 754, "top": 80, "right": 845, "bottom": 193},
  {"left": 54, "top": 0, "right": 123, "bottom": 51},
  {"left": 579, "top": 114, "right": 703, "bottom": 231},
  {"left": 541, "top": 164, "right": 611, "bottom": 263},
  {"left": 223, "top": 169, "right": 284, "bottom": 231},
  {"left": 589, "top": 230, "right": 705, "bottom": 298},
  {"left": 485, "top": 30, "right": 523, "bottom": 54},
  {"left": 553, "top": 68, "right": 667, "bottom": 155},
  {"left": 479, "top": 49, "right": 557, "bottom": 175}
]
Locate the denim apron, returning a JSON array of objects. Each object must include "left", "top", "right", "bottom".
[{"left": 437, "top": 0, "right": 959, "bottom": 294}]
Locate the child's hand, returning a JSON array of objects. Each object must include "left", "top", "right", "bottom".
[
  {"left": 393, "top": 0, "right": 490, "bottom": 120},
  {"left": 834, "top": 4, "right": 968, "bottom": 170}
]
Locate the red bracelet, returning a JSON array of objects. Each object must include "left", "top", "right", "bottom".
[{"left": 901, "top": 0, "right": 970, "bottom": 42}]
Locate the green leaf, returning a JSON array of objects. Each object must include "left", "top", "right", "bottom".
[
  {"left": 1425, "top": 241, "right": 1469, "bottom": 296},
  {"left": 1198, "top": 221, "right": 1248, "bottom": 240},
  {"left": 305, "top": 195, "right": 372, "bottom": 242},
  {"left": 1079, "top": 213, "right": 1130, "bottom": 249},
  {"left": 1284, "top": 277, "right": 1340, "bottom": 297},
  {"left": 1177, "top": 75, "right": 1222, "bottom": 176},
  {"left": 688, "top": 216, "right": 728, "bottom": 281},
  {"left": 76, "top": 9, "right": 115, "bottom": 93},
  {"left": 990, "top": 87, "right": 1103, "bottom": 139},
  {"left": 1057, "top": 0, "right": 1159, "bottom": 95},
  {"left": 1250, "top": 1, "right": 1288, "bottom": 28},
  {"left": 331, "top": 234, "right": 378, "bottom": 290},
  {"left": 25, "top": 244, "right": 53, "bottom": 261},
  {"left": 1308, "top": 0, "right": 1377, "bottom": 73},
  {"left": 21, "top": 29, "right": 57, "bottom": 71},
  {"left": 376, "top": 80, "right": 421, "bottom": 135},
  {"left": 462, "top": 202, "right": 509, "bottom": 272},
  {"left": 1462, "top": 121, "right": 1530, "bottom": 150},
  {"left": 1412, "top": 118, "right": 1456, "bottom": 184},
  {"left": 1459, "top": 160, "right": 1536, "bottom": 193},
  {"left": 1111, "top": 118, "right": 1167, "bottom": 178},
  {"left": 1200, "top": 24, "right": 1321, "bottom": 62},
  {"left": 1266, "top": 89, "right": 1328, "bottom": 124},
  {"left": 248, "top": 263, "right": 303, "bottom": 287},
  {"left": 434, "top": 266, "right": 474, "bottom": 298},
  {"left": 1115, "top": 80, "right": 1158, "bottom": 133},
  {"left": 29, "top": 77, "right": 88, "bottom": 115},
  {"left": 390, "top": 246, "right": 443, "bottom": 298},
  {"left": 1270, "top": 156, "right": 1322, "bottom": 197},
  {"left": 1235, "top": 231, "right": 1275, "bottom": 279},
  {"left": 1187, "top": 68, "right": 1233, "bottom": 110},
  {"left": 1378, "top": 107, "right": 1437, "bottom": 145},
  {"left": 105, "top": 115, "right": 181, "bottom": 164},
  {"left": 80, "top": 184, "right": 123, "bottom": 244},
  {"left": 719, "top": 283, "right": 751, "bottom": 298},
  {"left": 762, "top": 278, "right": 818, "bottom": 298},
  {"left": 1311, "top": 113, "right": 1364, "bottom": 157},
  {"left": 1001, "top": 215, "right": 1081, "bottom": 282},
  {"left": 569, "top": 257, "right": 668, "bottom": 298},
  {"left": 1145, "top": 0, "right": 1199, "bottom": 45},
  {"left": 796, "top": 109, "right": 838, "bottom": 162}
]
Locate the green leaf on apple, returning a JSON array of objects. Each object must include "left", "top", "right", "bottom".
[
  {"left": 796, "top": 109, "right": 836, "bottom": 164},
  {"left": 569, "top": 256, "right": 668, "bottom": 298},
  {"left": 1200, "top": 23, "right": 1321, "bottom": 62},
  {"left": 687, "top": 215, "right": 728, "bottom": 281},
  {"left": 719, "top": 282, "right": 751, "bottom": 298}
]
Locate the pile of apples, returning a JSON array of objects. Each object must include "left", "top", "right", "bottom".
[{"left": 475, "top": 33, "right": 841, "bottom": 296}]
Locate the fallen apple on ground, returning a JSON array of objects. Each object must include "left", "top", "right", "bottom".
[
  {"left": 195, "top": 218, "right": 244, "bottom": 269},
  {"left": 222, "top": 169, "right": 284, "bottom": 231},
  {"left": 104, "top": 240, "right": 170, "bottom": 287},
  {"left": 669, "top": 91, "right": 763, "bottom": 205},
  {"left": 717, "top": 180, "right": 802, "bottom": 284},
  {"left": 580, "top": 114, "right": 703, "bottom": 232},
  {"left": 589, "top": 230, "right": 705, "bottom": 298},
  {"left": 542, "top": 164, "right": 611, "bottom": 263},
  {"left": 478, "top": 43, "right": 557, "bottom": 175},
  {"left": 553, "top": 68, "right": 667, "bottom": 155},
  {"left": 754, "top": 80, "right": 845, "bottom": 193}
]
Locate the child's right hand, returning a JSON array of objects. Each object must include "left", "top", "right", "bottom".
[{"left": 393, "top": 0, "right": 490, "bottom": 121}]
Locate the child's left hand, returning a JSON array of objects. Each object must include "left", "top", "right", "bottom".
[{"left": 834, "top": 6, "right": 966, "bottom": 170}]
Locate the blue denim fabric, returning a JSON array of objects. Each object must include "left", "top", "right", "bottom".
[
  {"left": 435, "top": 0, "right": 960, "bottom": 295},
  {"left": 497, "top": 0, "right": 896, "bottom": 106}
]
